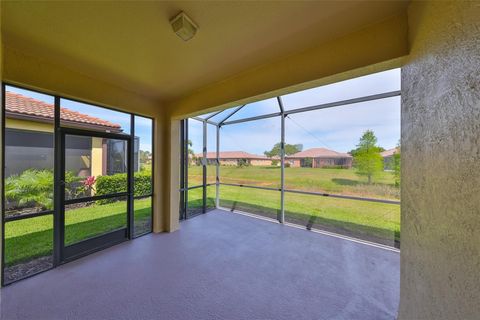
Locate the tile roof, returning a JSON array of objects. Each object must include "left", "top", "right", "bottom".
[
  {"left": 6, "top": 91, "right": 121, "bottom": 129},
  {"left": 287, "top": 147, "right": 352, "bottom": 159},
  {"left": 196, "top": 151, "right": 270, "bottom": 160},
  {"left": 380, "top": 147, "right": 399, "bottom": 157}
]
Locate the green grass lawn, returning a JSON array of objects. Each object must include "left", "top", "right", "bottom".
[
  {"left": 5, "top": 197, "right": 152, "bottom": 266},
  {"left": 187, "top": 166, "right": 400, "bottom": 246},
  {"left": 190, "top": 165, "right": 399, "bottom": 200},
  {"left": 7, "top": 165, "right": 400, "bottom": 268}
]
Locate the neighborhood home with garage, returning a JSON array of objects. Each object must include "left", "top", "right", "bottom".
[
  {"left": 381, "top": 147, "right": 400, "bottom": 170},
  {"left": 285, "top": 147, "right": 353, "bottom": 168},
  {"left": 196, "top": 151, "right": 274, "bottom": 166}
]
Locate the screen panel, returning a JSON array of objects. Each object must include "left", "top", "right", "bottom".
[
  {"left": 134, "top": 196, "right": 152, "bottom": 237},
  {"left": 206, "top": 123, "right": 217, "bottom": 184},
  {"left": 220, "top": 117, "right": 281, "bottom": 189},
  {"left": 133, "top": 116, "right": 153, "bottom": 235},
  {"left": 64, "top": 135, "right": 128, "bottom": 201},
  {"left": 4, "top": 86, "right": 55, "bottom": 218},
  {"left": 281, "top": 69, "right": 401, "bottom": 111},
  {"left": 219, "top": 185, "right": 280, "bottom": 221},
  {"left": 64, "top": 196, "right": 127, "bottom": 246},
  {"left": 187, "top": 118, "right": 204, "bottom": 187},
  {"left": 284, "top": 192, "right": 400, "bottom": 247},
  {"left": 3, "top": 214, "right": 54, "bottom": 284},
  {"left": 226, "top": 98, "right": 280, "bottom": 122},
  {"left": 60, "top": 98, "right": 130, "bottom": 134},
  {"left": 284, "top": 96, "right": 401, "bottom": 201}
]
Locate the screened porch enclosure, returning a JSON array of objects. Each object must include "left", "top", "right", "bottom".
[{"left": 180, "top": 69, "right": 401, "bottom": 248}]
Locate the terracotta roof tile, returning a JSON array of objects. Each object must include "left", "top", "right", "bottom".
[
  {"left": 380, "top": 147, "right": 399, "bottom": 157},
  {"left": 6, "top": 91, "right": 121, "bottom": 129},
  {"left": 287, "top": 147, "right": 352, "bottom": 159}
]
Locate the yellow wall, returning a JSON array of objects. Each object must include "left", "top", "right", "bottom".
[
  {"left": 5, "top": 118, "right": 53, "bottom": 132},
  {"left": 91, "top": 137, "right": 103, "bottom": 179}
]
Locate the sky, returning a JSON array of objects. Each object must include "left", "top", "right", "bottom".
[
  {"left": 5, "top": 85, "right": 153, "bottom": 152},
  {"left": 189, "top": 68, "right": 401, "bottom": 155}
]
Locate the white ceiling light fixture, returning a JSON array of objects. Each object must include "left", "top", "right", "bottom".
[{"left": 170, "top": 11, "right": 198, "bottom": 42}]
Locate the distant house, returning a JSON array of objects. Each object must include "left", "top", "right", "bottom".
[
  {"left": 5, "top": 91, "right": 139, "bottom": 178},
  {"left": 381, "top": 147, "right": 400, "bottom": 170},
  {"left": 195, "top": 151, "right": 273, "bottom": 166},
  {"left": 286, "top": 147, "right": 352, "bottom": 168}
]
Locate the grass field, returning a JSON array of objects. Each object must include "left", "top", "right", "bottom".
[
  {"left": 192, "top": 165, "right": 399, "bottom": 200},
  {"left": 188, "top": 165, "right": 400, "bottom": 246},
  {"left": 5, "top": 197, "right": 152, "bottom": 266}
]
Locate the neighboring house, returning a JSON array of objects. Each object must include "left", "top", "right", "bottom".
[
  {"left": 381, "top": 147, "right": 400, "bottom": 170},
  {"left": 5, "top": 91, "right": 139, "bottom": 178},
  {"left": 286, "top": 147, "right": 353, "bottom": 168},
  {"left": 195, "top": 151, "right": 273, "bottom": 166}
]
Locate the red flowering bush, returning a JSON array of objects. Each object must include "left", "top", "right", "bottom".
[{"left": 83, "top": 176, "right": 96, "bottom": 194}]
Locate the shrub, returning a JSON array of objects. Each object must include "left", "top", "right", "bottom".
[
  {"left": 237, "top": 158, "right": 250, "bottom": 168},
  {"left": 321, "top": 165, "right": 348, "bottom": 169},
  {"left": 5, "top": 169, "right": 90, "bottom": 211},
  {"left": 4, "top": 169, "right": 152, "bottom": 209},
  {"left": 5, "top": 169, "right": 54, "bottom": 210},
  {"left": 96, "top": 170, "right": 152, "bottom": 203}
]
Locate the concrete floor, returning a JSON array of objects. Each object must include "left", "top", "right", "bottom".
[{"left": 0, "top": 210, "right": 400, "bottom": 320}]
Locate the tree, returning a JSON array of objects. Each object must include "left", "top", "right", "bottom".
[
  {"left": 264, "top": 143, "right": 302, "bottom": 158},
  {"left": 186, "top": 139, "right": 197, "bottom": 165},
  {"left": 353, "top": 130, "right": 383, "bottom": 184},
  {"left": 139, "top": 150, "right": 152, "bottom": 164},
  {"left": 350, "top": 145, "right": 385, "bottom": 157}
]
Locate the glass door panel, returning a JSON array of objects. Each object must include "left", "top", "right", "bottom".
[
  {"left": 62, "top": 132, "right": 130, "bottom": 260},
  {"left": 64, "top": 135, "right": 128, "bottom": 200}
]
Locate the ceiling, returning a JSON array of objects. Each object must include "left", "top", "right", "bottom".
[{"left": 2, "top": 1, "right": 408, "bottom": 102}]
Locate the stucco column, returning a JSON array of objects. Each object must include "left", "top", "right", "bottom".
[
  {"left": 398, "top": 1, "right": 480, "bottom": 319},
  {"left": 91, "top": 137, "right": 103, "bottom": 178},
  {"left": 166, "top": 118, "right": 180, "bottom": 232}
]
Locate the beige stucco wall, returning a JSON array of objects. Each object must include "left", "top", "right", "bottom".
[
  {"left": 219, "top": 160, "right": 238, "bottom": 166},
  {"left": 250, "top": 159, "right": 272, "bottom": 166},
  {"left": 399, "top": 1, "right": 480, "bottom": 319},
  {"left": 5, "top": 118, "right": 54, "bottom": 132},
  {"left": 90, "top": 137, "right": 103, "bottom": 179}
]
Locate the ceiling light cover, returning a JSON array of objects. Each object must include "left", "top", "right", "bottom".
[{"left": 170, "top": 12, "right": 198, "bottom": 42}]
